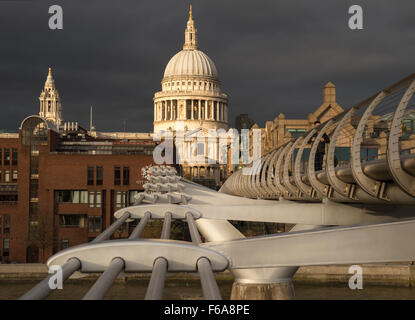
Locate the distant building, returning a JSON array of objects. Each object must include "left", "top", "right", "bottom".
[
  {"left": 235, "top": 114, "right": 255, "bottom": 133},
  {"left": 245, "top": 82, "right": 415, "bottom": 171},
  {"left": 249, "top": 82, "right": 345, "bottom": 155},
  {"left": 0, "top": 69, "right": 156, "bottom": 263}
]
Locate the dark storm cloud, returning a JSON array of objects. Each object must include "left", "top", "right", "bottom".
[{"left": 0, "top": 0, "right": 414, "bottom": 132}]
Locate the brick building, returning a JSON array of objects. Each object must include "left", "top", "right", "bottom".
[{"left": 0, "top": 70, "right": 156, "bottom": 263}]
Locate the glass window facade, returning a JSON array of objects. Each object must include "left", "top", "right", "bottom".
[
  {"left": 55, "top": 190, "right": 88, "bottom": 204},
  {"left": 87, "top": 166, "right": 94, "bottom": 185},
  {"left": 96, "top": 166, "right": 103, "bottom": 185},
  {"left": 114, "top": 166, "right": 121, "bottom": 185}
]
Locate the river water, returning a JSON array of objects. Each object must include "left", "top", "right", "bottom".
[{"left": 4, "top": 279, "right": 415, "bottom": 300}]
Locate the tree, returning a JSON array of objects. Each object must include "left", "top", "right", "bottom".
[{"left": 28, "top": 214, "right": 56, "bottom": 263}]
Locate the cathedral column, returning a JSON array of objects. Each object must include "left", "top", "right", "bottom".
[
  {"left": 205, "top": 100, "right": 208, "bottom": 120},
  {"left": 176, "top": 100, "right": 179, "bottom": 120},
  {"left": 154, "top": 104, "right": 156, "bottom": 122},
  {"left": 166, "top": 100, "right": 169, "bottom": 120},
  {"left": 216, "top": 101, "right": 220, "bottom": 121},
  {"left": 191, "top": 99, "right": 194, "bottom": 120},
  {"left": 219, "top": 102, "right": 223, "bottom": 121},
  {"left": 198, "top": 100, "right": 201, "bottom": 120},
  {"left": 167, "top": 101, "right": 170, "bottom": 120}
]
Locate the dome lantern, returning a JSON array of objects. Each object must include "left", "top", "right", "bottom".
[{"left": 183, "top": 5, "right": 198, "bottom": 50}]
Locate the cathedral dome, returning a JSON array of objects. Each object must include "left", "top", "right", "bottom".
[
  {"left": 163, "top": 49, "right": 218, "bottom": 80},
  {"left": 153, "top": 5, "right": 229, "bottom": 134}
]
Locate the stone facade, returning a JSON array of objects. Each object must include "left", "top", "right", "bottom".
[
  {"left": 252, "top": 82, "right": 345, "bottom": 155},
  {"left": 153, "top": 6, "right": 229, "bottom": 188}
]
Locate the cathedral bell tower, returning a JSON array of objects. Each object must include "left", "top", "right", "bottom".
[{"left": 39, "top": 67, "right": 63, "bottom": 127}]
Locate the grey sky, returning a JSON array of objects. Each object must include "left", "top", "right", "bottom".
[{"left": 0, "top": 0, "right": 414, "bottom": 132}]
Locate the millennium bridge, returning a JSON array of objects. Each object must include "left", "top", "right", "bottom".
[{"left": 20, "top": 73, "right": 415, "bottom": 300}]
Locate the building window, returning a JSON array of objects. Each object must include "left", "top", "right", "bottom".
[
  {"left": 3, "top": 215, "right": 10, "bottom": 234},
  {"left": 96, "top": 192, "right": 102, "bottom": 208},
  {"left": 0, "top": 195, "right": 17, "bottom": 203},
  {"left": 12, "top": 149, "right": 17, "bottom": 165},
  {"left": 88, "top": 191, "right": 102, "bottom": 208},
  {"left": 115, "top": 191, "right": 128, "bottom": 208},
  {"left": 197, "top": 143, "right": 205, "bottom": 156},
  {"left": 123, "top": 166, "right": 130, "bottom": 185},
  {"left": 87, "top": 166, "right": 94, "bottom": 185},
  {"left": 114, "top": 166, "right": 121, "bottom": 185},
  {"left": 88, "top": 216, "right": 102, "bottom": 233},
  {"left": 59, "top": 215, "right": 85, "bottom": 228},
  {"left": 4, "top": 149, "right": 9, "bottom": 166},
  {"left": 4, "top": 170, "right": 10, "bottom": 183},
  {"left": 61, "top": 239, "right": 69, "bottom": 250},
  {"left": 29, "top": 204, "right": 38, "bottom": 222},
  {"left": 30, "top": 156, "right": 39, "bottom": 174},
  {"left": 12, "top": 170, "right": 17, "bottom": 182},
  {"left": 30, "top": 179, "right": 38, "bottom": 199},
  {"left": 55, "top": 190, "right": 88, "bottom": 204},
  {"left": 286, "top": 128, "right": 306, "bottom": 139},
  {"left": 3, "top": 239, "right": 9, "bottom": 257},
  {"left": 96, "top": 166, "right": 103, "bottom": 185},
  {"left": 88, "top": 192, "right": 94, "bottom": 208},
  {"left": 129, "top": 190, "right": 140, "bottom": 205}
]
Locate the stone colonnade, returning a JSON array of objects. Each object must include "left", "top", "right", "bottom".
[
  {"left": 154, "top": 99, "right": 228, "bottom": 122},
  {"left": 183, "top": 165, "right": 225, "bottom": 181}
]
